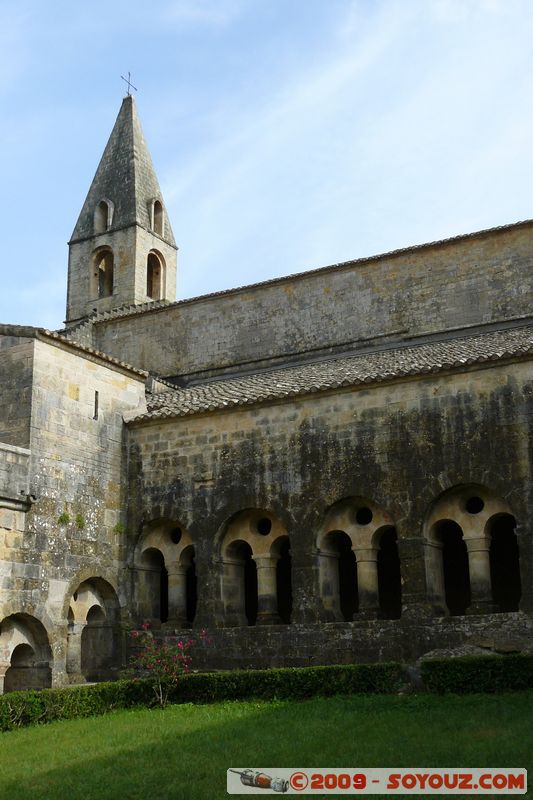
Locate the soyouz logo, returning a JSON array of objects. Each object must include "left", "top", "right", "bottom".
[{"left": 226, "top": 768, "right": 527, "bottom": 794}]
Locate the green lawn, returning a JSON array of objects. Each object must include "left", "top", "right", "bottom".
[{"left": 0, "top": 692, "right": 530, "bottom": 800}]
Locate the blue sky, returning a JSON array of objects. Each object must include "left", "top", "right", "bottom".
[{"left": 2, "top": 0, "right": 533, "bottom": 329}]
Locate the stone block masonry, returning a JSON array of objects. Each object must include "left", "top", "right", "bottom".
[{"left": 94, "top": 221, "right": 533, "bottom": 380}]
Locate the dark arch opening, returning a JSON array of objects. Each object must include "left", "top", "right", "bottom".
[
  {"left": 95, "top": 201, "right": 109, "bottom": 233},
  {"left": 275, "top": 537, "right": 292, "bottom": 624},
  {"left": 436, "top": 520, "right": 471, "bottom": 616},
  {"left": 377, "top": 528, "right": 402, "bottom": 619},
  {"left": 489, "top": 515, "right": 521, "bottom": 612},
  {"left": 327, "top": 531, "right": 358, "bottom": 621},
  {"left": 147, "top": 252, "right": 163, "bottom": 300},
  {"left": 95, "top": 250, "right": 114, "bottom": 298},
  {"left": 153, "top": 200, "right": 163, "bottom": 236},
  {"left": 231, "top": 542, "right": 257, "bottom": 626}
]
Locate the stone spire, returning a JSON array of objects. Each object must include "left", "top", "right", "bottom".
[
  {"left": 66, "top": 96, "right": 177, "bottom": 324},
  {"left": 70, "top": 95, "right": 175, "bottom": 246}
]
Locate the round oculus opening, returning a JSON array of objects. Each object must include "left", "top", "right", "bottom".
[
  {"left": 355, "top": 507, "right": 373, "bottom": 526},
  {"left": 465, "top": 496, "right": 484, "bottom": 515},
  {"left": 170, "top": 527, "right": 182, "bottom": 544},
  {"left": 256, "top": 517, "right": 272, "bottom": 536}
]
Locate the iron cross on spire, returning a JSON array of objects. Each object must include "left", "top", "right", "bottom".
[{"left": 121, "top": 72, "right": 138, "bottom": 96}]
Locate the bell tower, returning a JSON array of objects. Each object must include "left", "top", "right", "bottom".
[{"left": 66, "top": 95, "right": 177, "bottom": 324}]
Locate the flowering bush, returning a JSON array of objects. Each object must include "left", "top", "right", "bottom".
[{"left": 127, "top": 623, "right": 210, "bottom": 707}]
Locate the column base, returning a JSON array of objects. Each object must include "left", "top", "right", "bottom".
[
  {"left": 467, "top": 600, "right": 497, "bottom": 615},
  {"left": 256, "top": 612, "right": 282, "bottom": 625},
  {"left": 356, "top": 608, "right": 379, "bottom": 621}
]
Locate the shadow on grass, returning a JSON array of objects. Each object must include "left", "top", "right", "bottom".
[{"left": 3, "top": 693, "right": 532, "bottom": 800}]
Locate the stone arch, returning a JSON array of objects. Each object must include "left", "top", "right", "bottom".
[
  {"left": 66, "top": 577, "right": 121, "bottom": 683},
  {"left": 92, "top": 246, "right": 114, "bottom": 299},
  {"left": 94, "top": 198, "right": 114, "bottom": 233},
  {"left": 150, "top": 199, "right": 164, "bottom": 237},
  {"left": 135, "top": 519, "right": 195, "bottom": 627},
  {"left": 424, "top": 484, "right": 516, "bottom": 615},
  {"left": 0, "top": 613, "right": 52, "bottom": 693},
  {"left": 317, "top": 497, "right": 399, "bottom": 620},
  {"left": 146, "top": 250, "right": 165, "bottom": 300},
  {"left": 219, "top": 508, "right": 290, "bottom": 626}
]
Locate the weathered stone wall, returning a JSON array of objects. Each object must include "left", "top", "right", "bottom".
[
  {"left": 0, "top": 337, "right": 33, "bottom": 448},
  {"left": 0, "top": 443, "right": 30, "bottom": 506},
  {"left": 0, "top": 336, "right": 146, "bottom": 686},
  {"left": 156, "top": 613, "right": 533, "bottom": 671},
  {"left": 126, "top": 357, "right": 533, "bottom": 666},
  {"left": 96, "top": 222, "right": 533, "bottom": 379}
]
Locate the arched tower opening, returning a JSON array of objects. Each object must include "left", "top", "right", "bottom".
[
  {"left": 147, "top": 251, "right": 165, "bottom": 300},
  {"left": 92, "top": 248, "right": 114, "bottom": 299}
]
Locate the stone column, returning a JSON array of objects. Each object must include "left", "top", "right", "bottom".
[
  {"left": 134, "top": 566, "right": 159, "bottom": 624},
  {"left": 66, "top": 622, "right": 85, "bottom": 683},
  {"left": 221, "top": 556, "right": 248, "bottom": 627},
  {"left": 353, "top": 547, "right": 379, "bottom": 619},
  {"left": 316, "top": 549, "right": 343, "bottom": 622},
  {"left": 165, "top": 565, "right": 188, "bottom": 628},
  {"left": 288, "top": 541, "right": 323, "bottom": 624},
  {"left": 254, "top": 554, "right": 281, "bottom": 625},
  {"left": 464, "top": 535, "right": 494, "bottom": 613}
]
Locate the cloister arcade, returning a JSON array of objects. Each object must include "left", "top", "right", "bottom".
[
  {"left": 0, "top": 485, "right": 524, "bottom": 692},
  {"left": 135, "top": 520, "right": 197, "bottom": 627}
]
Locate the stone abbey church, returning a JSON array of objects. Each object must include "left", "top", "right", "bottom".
[{"left": 0, "top": 95, "right": 532, "bottom": 692}]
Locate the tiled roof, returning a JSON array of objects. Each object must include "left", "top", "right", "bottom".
[{"left": 130, "top": 324, "right": 533, "bottom": 422}]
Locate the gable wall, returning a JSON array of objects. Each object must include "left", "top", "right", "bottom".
[{"left": 95, "top": 223, "right": 533, "bottom": 379}]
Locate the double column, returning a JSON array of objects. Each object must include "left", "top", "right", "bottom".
[
  {"left": 165, "top": 565, "right": 189, "bottom": 627},
  {"left": 464, "top": 535, "right": 494, "bottom": 613},
  {"left": 253, "top": 554, "right": 281, "bottom": 625},
  {"left": 353, "top": 546, "right": 379, "bottom": 619}
]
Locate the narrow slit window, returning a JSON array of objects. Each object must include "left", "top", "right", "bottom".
[{"left": 93, "top": 391, "right": 99, "bottom": 420}]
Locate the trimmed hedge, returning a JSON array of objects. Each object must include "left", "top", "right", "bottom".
[
  {"left": 169, "top": 662, "right": 403, "bottom": 703},
  {"left": 421, "top": 653, "right": 533, "bottom": 694},
  {"left": 0, "top": 662, "right": 403, "bottom": 732}
]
